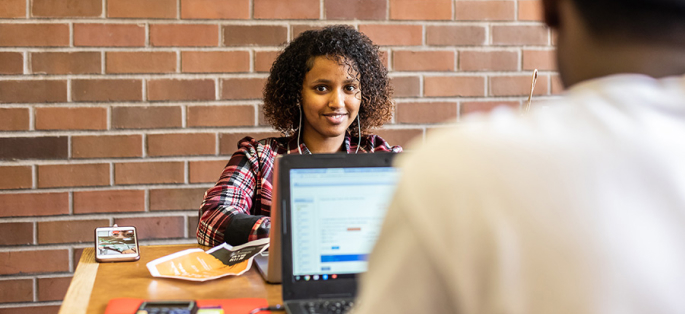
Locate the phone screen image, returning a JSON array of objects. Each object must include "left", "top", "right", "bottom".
[{"left": 95, "top": 227, "right": 140, "bottom": 262}]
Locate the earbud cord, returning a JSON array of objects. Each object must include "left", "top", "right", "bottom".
[
  {"left": 296, "top": 106, "right": 361, "bottom": 154},
  {"left": 297, "top": 105, "right": 303, "bottom": 155},
  {"left": 355, "top": 114, "right": 360, "bottom": 154}
]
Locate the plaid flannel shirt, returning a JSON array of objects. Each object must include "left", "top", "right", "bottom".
[{"left": 197, "top": 132, "right": 402, "bottom": 247}]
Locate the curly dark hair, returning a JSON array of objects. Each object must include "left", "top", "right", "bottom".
[{"left": 263, "top": 25, "right": 393, "bottom": 136}]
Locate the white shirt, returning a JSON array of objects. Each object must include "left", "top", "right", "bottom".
[{"left": 354, "top": 74, "right": 685, "bottom": 314}]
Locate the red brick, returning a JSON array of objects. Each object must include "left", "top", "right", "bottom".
[
  {"left": 325, "top": 0, "right": 386, "bottom": 20},
  {"left": 148, "top": 79, "right": 215, "bottom": 101},
  {"left": 150, "top": 188, "right": 207, "bottom": 210},
  {"left": 0, "top": 80, "right": 66, "bottom": 103},
  {"left": 360, "top": 24, "right": 422, "bottom": 46},
  {"left": 0, "top": 279, "right": 32, "bottom": 303},
  {"left": 492, "top": 25, "right": 549, "bottom": 46},
  {"left": 73, "top": 248, "right": 85, "bottom": 267},
  {"left": 35, "top": 107, "right": 107, "bottom": 130},
  {"left": 390, "top": 0, "right": 452, "bottom": 20},
  {"left": 150, "top": 24, "right": 218, "bottom": 47},
  {"left": 74, "top": 23, "right": 145, "bottom": 47},
  {"left": 0, "top": 193, "right": 69, "bottom": 217},
  {"left": 0, "top": 52, "right": 23, "bottom": 74},
  {"left": 426, "top": 25, "right": 486, "bottom": 46},
  {"left": 32, "top": 0, "right": 101, "bottom": 17},
  {"left": 114, "top": 162, "right": 184, "bottom": 185},
  {"left": 424, "top": 76, "right": 485, "bottom": 97},
  {"left": 0, "top": 166, "right": 32, "bottom": 189},
  {"left": 32, "top": 52, "right": 100, "bottom": 75},
  {"left": 221, "top": 78, "right": 266, "bottom": 100},
  {"left": 38, "top": 219, "right": 109, "bottom": 244},
  {"left": 112, "top": 106, "right": 182, "bottom": 129},
  {"left": 106, "top": 52, "right": 176, "bottom": 74},
  {"left": 189, "top": 160, "right": 226, "bottom": 183},
  {"left": 461, "top": 101, "right": 520, "bottom": 116},
  {"left": 219, "top": 132, "right": 281, "bottom": 154},
  {"left": 254, "top": 0, "right": 319, "bottom": 19},
  {"left": 108, "top": 0, "right": 176, "bottom": 18},
  {"left": 393, "top": 51, "right": 455, "bottom": 71},
  {"left": 0, "top": 0, "right": 26, "bottom": 18},
  {"left": 459, "top": 50, "right": 518, "bottom": 71},
  {"left": 0, "top": 250, "right": 69, "bottom": 275},
  {"left": 73, "top": 190, "right": 145, "bottom": 214},
  {"left": 551, "top": 74, "right": 564, "bottom": 95},
  {"left": 223, "top": 25, "right": 287, "bottom": 46},
  {"left": 454, "top": 1, "right": 514, "bottom": 21},
  {"left": 490, "top": 74, "right": 550, "bottom": 96},
  {"left": 38, "top": 164, "right": 109, "bottom": 188},
  {"left": 147, "top": 133, "right": 216, "bottom": 156},
  {"left": 376, "top": 46, "right": 387, "bottom": 68},
  {"left": 0, "top": 24, "right": 69, "bottom": 47},
  {"left": 257, "top": 104, "right": 269, "bottom": 126},
  {"left": 114, "top": 216, "right": 185, "bottom": 240},
  {"left": 181, "top": 51, "right": 249, "bottom": 73},
  {"left": 372, "top": 128, "right": 422, "bottom": 148},
  {"left": 187, "top": 105, "right": 255, "bottom": 127},
  {"left": 519, "top": 0, "right": 543, "bottom": 21},
  {"left": 390, "top": 76, "right": 421, "bottom": 98},
  {"left": 397, "top": 102, "right": 457, "bottom": 124},
  {"left": 0, "top": 306, "right": 60, "bottom": 314},
  {"left": 37, "top": 277, "right": 72, "bottom": 302},
  {"left": 254, "top": 50, "right": 280, "bottom": 72},
  {"left": 523, "top": 49, "right": 557, "bottom": 71},
  {"left": 72, "top": 79, "right": 142, "bottom": 102},
  {"left": 0, "top": 222, "right": 33, "bottom": 246},
  {"left": 188, "top": 216, "right": 199, "bottom": 235},
  {"left": 181, "top": 0, "right": 249, "bottom": 19},
  {"left": 72, "top": 135, "right": 143, "bottom": 159},
  {"left": 0, "top": 108, "right": 29, "bottom": 131},
  {"left": 291, "top": 25, "right": 327, "bottom": 39},
  {"left": 0, "top": 137, "right": 68, "bottom": 160}
]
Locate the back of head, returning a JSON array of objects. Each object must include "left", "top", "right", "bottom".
[{"left": 571, "top": 0, "right": 685, "bottom": 45}]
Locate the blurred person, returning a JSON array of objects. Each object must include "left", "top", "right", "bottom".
[
  {"left": 354, "top": 0, "right": 685, "bottom": 313},
  {"left": 197, "top": 25, "right": 402, "bottom": 247}
]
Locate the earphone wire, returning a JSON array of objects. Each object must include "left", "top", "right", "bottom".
[
  {"left": 297, "top": 105, "right": 303, "bottom": 155},
  {"left": 355, "top": 114, "right": 360, "bottom": 154}
]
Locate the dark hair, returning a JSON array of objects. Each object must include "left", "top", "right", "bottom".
[
  {"left": 262, "top": 25, "right": 393, "bottom": 136},
  {"left": 571, "top": 0, "right": 685, "bottom": 43}
]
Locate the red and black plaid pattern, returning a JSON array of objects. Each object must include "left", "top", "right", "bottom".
[{"left": 197, "top": 132, "right": 402, "bottom": 247}]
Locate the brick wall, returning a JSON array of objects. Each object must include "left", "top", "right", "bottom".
[{"left": 0, "top": 0, "right": 558, "bottom": 312}]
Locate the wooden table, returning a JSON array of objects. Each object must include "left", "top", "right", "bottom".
[{"left": 59, "top": 244, "right": 283, "bottom": 314}]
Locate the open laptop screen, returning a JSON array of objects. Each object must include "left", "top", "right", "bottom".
[{"left": 289, "top": 167, "right": 399, "bottom": 281}]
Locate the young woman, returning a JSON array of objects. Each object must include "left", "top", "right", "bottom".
[{"left": 197, "top": 25, "right": 402, "bottom": 247}]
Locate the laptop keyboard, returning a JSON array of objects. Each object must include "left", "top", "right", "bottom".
[{"left": 301, "top": 299, "right": 354, "bottom": 314}]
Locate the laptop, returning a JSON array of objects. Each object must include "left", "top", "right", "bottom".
[{"left": 278, "top": 153, "right": 400, "bottom": 314}]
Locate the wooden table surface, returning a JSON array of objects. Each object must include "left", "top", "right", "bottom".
[{"left": 59, "top": 244, "right": 283, "bottom": 314}]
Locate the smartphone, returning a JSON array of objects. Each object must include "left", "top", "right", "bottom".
[
  {"left": 137, "top": 300, "right": 198, "bottom": 314},
  {"left": 94, "top": 226, "right": 140, "bottom": 262}
]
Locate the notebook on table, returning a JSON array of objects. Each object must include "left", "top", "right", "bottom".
[{"left": 277, "top": 153, "right": 400, "bottom": 314}]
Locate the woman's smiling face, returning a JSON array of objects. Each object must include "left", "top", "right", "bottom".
[{"left": 300, "top": 56, "right": 361, "bottom": 150}]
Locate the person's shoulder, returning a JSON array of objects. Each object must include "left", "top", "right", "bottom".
[
  {"left": 233, "top": 135, "right": 291, "bottom": 157},
  {"left": 362, "top": 133, "right": 403, "bottom": 153}
]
